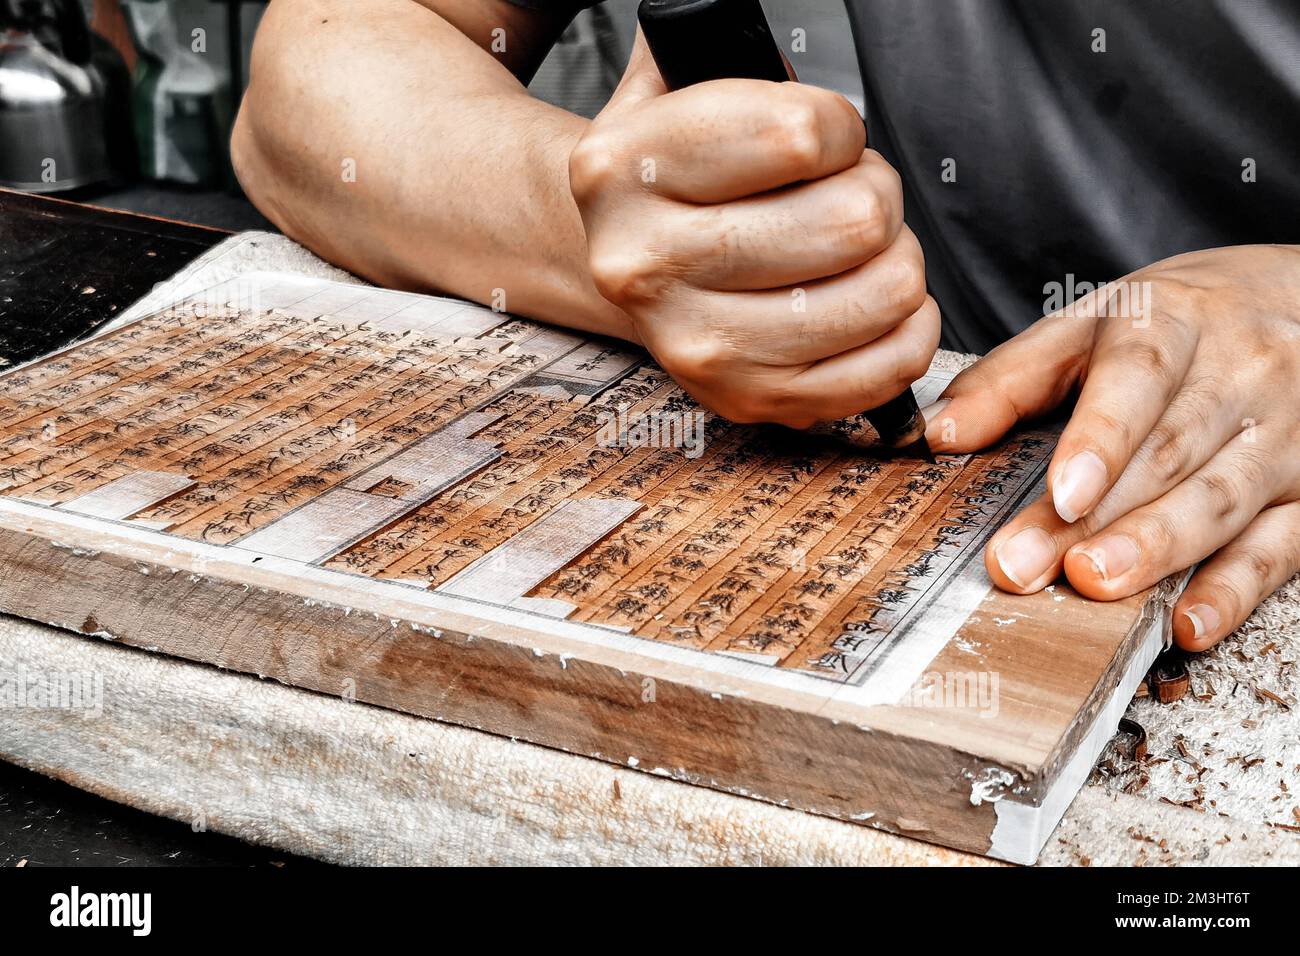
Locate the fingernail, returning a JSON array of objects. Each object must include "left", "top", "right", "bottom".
[
  {"left": 994, "top": 527, "right": 1056, "bottom": 588},
  {"left": 920, "top": 399, "right": 951, "bottom": 424},
  {"left": 1078, "top": 534, "right": 1140, "bottom": 581},
  {"left": 1182, "top": 603, "right": 1220, "bottom": 641},
  {"left": 1052, "top": 450, "right": 1108, "bottom": 523}
]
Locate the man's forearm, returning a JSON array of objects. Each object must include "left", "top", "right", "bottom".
[{"left": 231, "top": 0, "right": 637, "bottom": 341}]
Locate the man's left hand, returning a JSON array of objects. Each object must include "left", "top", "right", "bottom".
[{"left": 924, "top": 244, "right": 1300, "bottom": 651}]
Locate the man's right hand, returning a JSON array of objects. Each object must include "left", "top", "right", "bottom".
[{"left": 568, "top": 32, "right": 939, "bottom": 430}]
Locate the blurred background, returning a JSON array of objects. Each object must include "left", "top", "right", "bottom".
[
  {"left": 1, "top": 0, "right": 859, "bottom": 232},
  {"left": 2, "top": 0, "right": 273, "bottom": 229}
]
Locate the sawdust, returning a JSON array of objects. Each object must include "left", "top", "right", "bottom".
[{"left": 1090, "top": 575, "right": 1300, "bottom": 831}]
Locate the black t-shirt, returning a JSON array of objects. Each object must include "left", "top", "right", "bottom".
[{"left": 510, "top": 1, "right": 1300, "bottom": 352}]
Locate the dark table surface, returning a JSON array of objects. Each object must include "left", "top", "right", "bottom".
[
  {"left": 0, "top": 188, "right": 225, "bottom": 366},
  {"left": 0, "top": 188, "right": 323, "bottom": 867}
]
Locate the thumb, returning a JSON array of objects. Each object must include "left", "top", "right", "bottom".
[
  {"left": 603, "top": 28, "right": 668, "bottom": 114},
  {"left": 923, "top": 312, "right": 1093, "bottom": 452}
]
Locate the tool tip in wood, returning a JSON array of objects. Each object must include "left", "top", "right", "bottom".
[{"left": 898, "top": 436, "right": 937, "bottom": 463}]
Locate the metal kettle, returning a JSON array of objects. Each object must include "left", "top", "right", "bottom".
[{"left": 0, "top": 0, "right": 113, "bottom": 191}]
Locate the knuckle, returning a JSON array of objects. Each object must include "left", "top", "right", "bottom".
[
  {"left": 1229, "top": 446, "right": 1276, "bottom": 496},
  {"left": 588, "top": 246, "right": 664, "bottom": 304},
  {"left": 835, "top": 191, "right": 888, "bottom": 259},
  {"left": 1144, "top": 421, "right": 1193, "bottom": 485},
  {"left": 822, "top": 87, "right": 862, "bottom": 125},
  {"left": 886, "top": 252, "right": 928, "bottom": 316},
  {"left": 763, "top": 382, "right": 818, "bottom": 429},
  {"left": 1189, "top": 469, "right": 1240, "bottom": 522},
  {"left": 657, "top": 334, "right": 729, "bottom": 384},
  {"left": 1082, "top": 407, "right": 1134, "bottom": 455},
  {"left": 1117, "top": 337, "right": 1181, "bottom": 390},
  {"left": 1282, "top": 514, "right": 1300, "bottom": 573},
  {"left": 568, "top": 134, "right": 620, "bottom": 199},
  {"left": 1237, "top": 544, "right": 1277, "bottom": 586},
  {"left": 862, "top": 149, "right": 904, "bottom": 200},
  {"left": 718, "top": 393, "right": 771, "bottom": 426},
  {"left": 1261, "top": 339, "right": 1293, "bottom": 382},
  {"left": 819, "top": 87, "right": 868, "bottom": 146},
  {"left": 769, "top": 103, "right": 823, "bottom": 174},
  {"left": 701, "top": 371, "right": 817, "bottom": 428}
]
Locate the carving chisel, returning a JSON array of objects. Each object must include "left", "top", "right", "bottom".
[{"left": 637, "top": 0, "right": 935, "bottom": 461}]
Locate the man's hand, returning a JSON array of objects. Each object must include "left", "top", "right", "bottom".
[
  {"left": 924, "top": 244, "right": 1300, "bottom": 651},
  {"left": 569, "top": 34, "right": 939, "bottom": 429}
]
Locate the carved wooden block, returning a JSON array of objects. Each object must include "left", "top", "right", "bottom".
[{"left": 0, "top": 273, "right": 1178, "bottom": 862}]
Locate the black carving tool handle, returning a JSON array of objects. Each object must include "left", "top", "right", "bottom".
[{"left": 637, "top": 0, "right": 933, "bottom": 458}]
